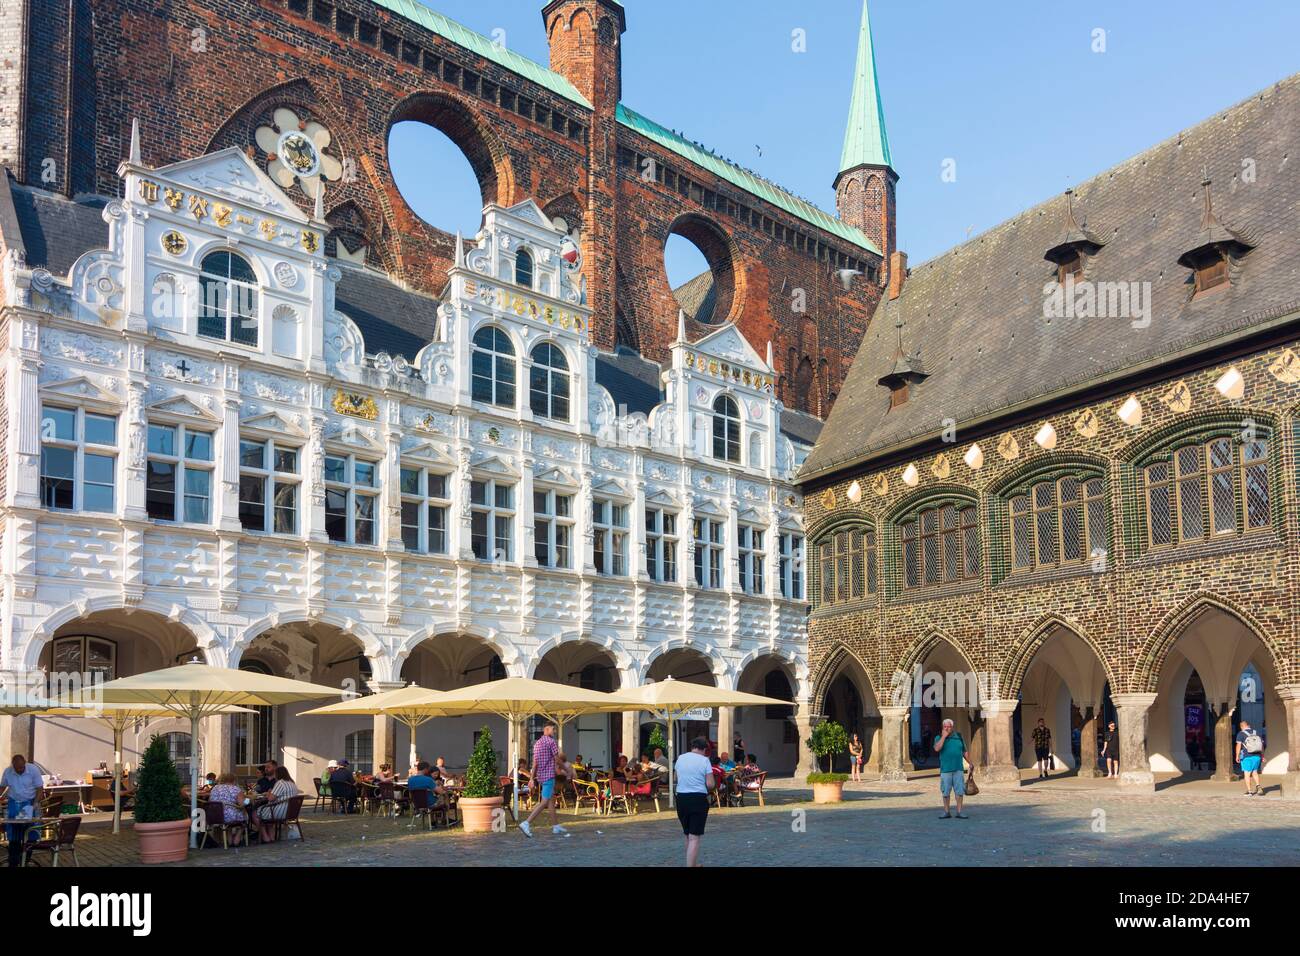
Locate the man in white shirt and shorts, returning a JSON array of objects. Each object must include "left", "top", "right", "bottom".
[{"left": 674, "top": 737, "right": 716, "bottom": 867}]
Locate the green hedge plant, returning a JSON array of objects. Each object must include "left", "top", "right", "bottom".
[
  {"left": 133, "top": 734, "right": 188, "bottom": 823},
  {"left": 464, "top": 725, "right": 501, "bottom": 799},
  {"left": 807, "top": 772, "right": 851, "bottom": 785}
]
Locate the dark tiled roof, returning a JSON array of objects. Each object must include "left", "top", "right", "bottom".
[
  {"left": 672, "top": 270, "right": 716, "bottom": 324},
  {"left": 779, "top": 407, "right": 824, "bottom": 447},
  {"left": 334, "top": 266, "right": 440, "bottom": 362},
  {"left": 801, "top": 74, "right": 1300, "bottom": 484},
  {"left": 595, "top": 348, "right": 664, "bottom": 416},
  {"left": 8, "top": 183, "right": 108, "bottom": 275}
]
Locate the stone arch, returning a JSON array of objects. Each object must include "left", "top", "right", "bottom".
[
  {"left": 393, "top": 621, "right": 521, "bottom": 676},
  {"left": 528, "top": 630, "right": 635, "bottom": 684},
  {"left": 986, "top": 451, "right": 1110, "bottom": 498},
  {"left": 386, "top": 90, "right": 516, "bottom": 217},
  {"left": 1116, "top": 407, "right": 1279, "bottom": 465},
  {"left": 665, "top": 213, "right": 739, "bottom": 326},
  {"left": 810, "top": 644, "right": 875, "bottom": 714},
  {"left": 24, "top": 596, "right": 221, "bottom": 671},
  {"left": 231, "top": 610, "right": 387, "bottom": 678},
  {"left": 1135, "top": 592, "right": 1282, "bottom": 694},
  {"left": 895, "top": 630, "right": 980, "bottom": 685},
  {"left": 737, "top": 646, "right": 809, "bottom": 700},
  {"left": 884, "top": 482, "right": 981, "bottom": 524},
  {"left": 1001, "top": 612, "right": 1117, "bottom": 698},
  {"left": 644, "top": 637, "right": 729, "bottom": 688}
]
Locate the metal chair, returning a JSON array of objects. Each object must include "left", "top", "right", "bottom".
[
  {"left": 735, "top": 771, "right": 768, "bottom": 807},
  {"left": 201, "top": 800, "right": 234, "bottom": 849},
  {"left": 272, "top": 794, "right": 306, "bottom": 842},
  {"left": 570, "top": 777, "right": 603, "bottom": 815},
  {"left": 23, "top": 816, "right": 81, "bottom": 867},
  {"left": 311, "top": 777, "right": 328, "bottom": 813},
  {"left": 407, "top": 787, "right": 436, "bottom": 830},
  {"left": 605, "top": 777, "right": 632, "bottom": 816}
]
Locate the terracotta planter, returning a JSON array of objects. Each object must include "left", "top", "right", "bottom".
[
  {"left": 812, "top": 781, "right": 845, "bottom": 804},
  {"left": 135, "top": 819, "right": 191, "bottom": 864},
  {"left": 459, "top": 795, "right": 503, "bottom": 833}
]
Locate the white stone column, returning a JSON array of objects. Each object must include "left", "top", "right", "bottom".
[
  {"left": 620, "top": 710, "right": 639, "bottom": 763},
  {"left": 1112, "top": 692, "right": 1158, "bottom": 791},
  {"left": 1276, "top": 685, "right": 1300, "bottom": 799},
  {"left": 368, "top": 679, "right": 404, "bottom": 772},
  {"left": 979, "top": 698, "right": 1021, "bottom": 787},
  {"left": 878, "top": 705, "right": 910, "bottom": 781},
  {"left": 716, "top": 706, "right": 734, "bottom": 761}
]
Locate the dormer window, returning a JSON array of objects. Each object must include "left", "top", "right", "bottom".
[
  {"left": 1177, "top": 173, "right": 1254, "bottom": 300},
  {"left": 515, "top": 248, "right": 534, "bottom": 290},
  {"left": 889, "top": 382, "right": 909, "bottom": 409},
  {"left": 1044, "top": 189, "right": 1103, "bottom": 286}
]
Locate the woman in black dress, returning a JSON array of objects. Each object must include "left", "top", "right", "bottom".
[{"left": 1101, "top": 721, "right": 1120, "bottom": 778}]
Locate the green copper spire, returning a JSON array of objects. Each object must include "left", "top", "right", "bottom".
[{"left": 839, "top": 0, "right": 892, "bottom": 173}]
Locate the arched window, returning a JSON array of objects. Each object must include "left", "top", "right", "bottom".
[
  {"left": 1009, "top": 475, "right": 1107, "bottom": 571},
  {"left": 712, "top": 394, "right": 740, "bottom": 463},
  {"left": 515, "top": 248, "right": 534, "bottom": 289},
  {"left": 900, "top": 502, "right": 979, "bottom": 589},
  {"left": 529, "top": 343, "right": 570, "bottom": 421},
  {"left": 471, "top": 326, "right": 516, "bottom": 408},
  {"left": 198, "top": 251, "right": 259, "bottom": 347},
  {"left": 1143, "top": 435, "right": 1270, "bottom": 549},
  {"left": 816, "top": 526, "right": 876, "bottom": 607}
]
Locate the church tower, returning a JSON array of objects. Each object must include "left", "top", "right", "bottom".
[{"left": 834, "top": 1, "right": 898, "bottom": 274}]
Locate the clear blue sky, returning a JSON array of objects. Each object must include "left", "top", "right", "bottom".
[{"left": 389, "top": 0, "right": 1300, "bottom": 283}]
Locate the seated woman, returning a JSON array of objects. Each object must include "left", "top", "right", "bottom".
[
  {"left": 208, "top": 773, "right": 248, "bottom": 846},
  {"left": 373, "top": 763, "right": 396, "bottom": 784},
  {"left": 738, "top": 755, "right": 763, "bottom": 792},
  {"left": 256, "top": 766, "right": 300, "bottom": 843},
  {"left": 611, "top": 755, "right": 630, "bottom": 780}
]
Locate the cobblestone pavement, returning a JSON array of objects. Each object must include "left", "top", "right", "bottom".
[{"left": 25, "top": 778, "right": 1300, "bottom": 868}]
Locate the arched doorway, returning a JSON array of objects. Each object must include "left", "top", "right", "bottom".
[
  {"left": 1149, "top": 605, "right": 1286, "bottom": 786},
  {"left": 908, "top": 637, "right": 980, "bottom": 771},
  {"left": 532, "top": 641, "right": 624, "bottom": 769},
  {"left": 1015, "top": 624, "right": 1110, "bottom": 780},
  {"left": 398, "top": 632, "right": 510, "bottom": 773},
  {"left": 735, "top": 654, "right": 799, "bottom": 774},
  {"left": 238, "top": 620, "right": 377, "bottom": 786},
  {"left": 31, "top": 607, "right": 202, "bottom": 790},
  {"left": 815, "top": 648, "right": 879, "bottom": 773},
  {"left": 646, "top": 647, "right": 717, "bottom": 757}
]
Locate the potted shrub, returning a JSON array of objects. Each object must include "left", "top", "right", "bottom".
[
  {"left": 132, "top": 734, "right": 191, "bottom": 863},
  {"left": 459, "top": 726, "right": 503, "bottom": 833},
  {"left": 806, "top": 720, "right": 851, "bottom": 803}
]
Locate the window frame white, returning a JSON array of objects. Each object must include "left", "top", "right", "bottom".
[
  {"left": 399, "top": 465, "right": 451, "bottom": 555},
  {"left": 645, "top": 507, "right": 679, "bottom": 583},
  {"left": 238, "top": 437, "right": 301, "bottom": 535},
  {"left": 592, "top": 496, "right": 630, "bottom": 576},
  {"left": 39, "top": 403, "right": 118, "bottom": 514},
  {"left": 738, "top": 523, "right": 766, "bottom": 595},
  {"left": 533, "top": 487, "right": 574, "bottom": 569},
  {"left": 146, "top": 420, "right": 215, "bottom": 525},
  {"left": 693, "top": 516, "right": 725, "bottom": 589},
  {"left": 324, "top": 452, "right": 380, "bottom": 546},
  {"left": 779, "top": 532, "right": 804, "bottom": 600},
  {"left": 471, "top": 478, "right": 515, "bottom": 562}
]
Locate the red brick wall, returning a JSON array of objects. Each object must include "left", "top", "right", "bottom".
[{"left": 15, "top": 0, "right": 883, "bottom": 416}]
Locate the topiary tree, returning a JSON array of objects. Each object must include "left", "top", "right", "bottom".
[
  {"left": 646, "top": 723, "right": 669, "bottom": 760},
  {"left": 807, "top": 720, "right": 850, "bottom": 773},
  {"left": 464, "top": 725, "right": 501, "bottom": 799},
  {"left": 133, "top": 733, "right": 188, "bottom": 823}
]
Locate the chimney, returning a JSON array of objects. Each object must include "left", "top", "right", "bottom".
[{"left": 887, "top": 250, "right": 908, "bottom": 300}]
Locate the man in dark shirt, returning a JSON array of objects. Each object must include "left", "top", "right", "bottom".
[
  {"left": 1031, "top": 719, "right": 1052, "bottom": 779},
  {"left": 329, "top": 759, "right": 357, "bottom": 813},
  {"left": 253, "top": 760, "right": 278, "bottom": 795}
]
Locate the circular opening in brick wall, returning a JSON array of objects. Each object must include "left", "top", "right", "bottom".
[
  {"left": 388, "top": 121, "right": 486, "bottom": 236},
  {"left": 664, "top": 215, "right": 736, "bottom": 325}
]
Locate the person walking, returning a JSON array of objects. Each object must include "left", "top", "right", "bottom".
[
  {"left": 519, "top": 722, "right": 567, "bottom": 838},
  {"left": 675, "top": 736, "right": 716, "bottom": 867},
  {"left": 1031, "top": 718, "right": 1052, "bottom": 779},
  {"left": 933, "top": 719, "right": 969, "bottom": 819},
  {"left": 848, "top": 733, "right": 864, "bottom": 782},
  {"left": 1101, "top": 720, "right": 1120, "bottom": 778},
  {"left": 1235, "top": 719, "right": 1265, "bottom": 796}
]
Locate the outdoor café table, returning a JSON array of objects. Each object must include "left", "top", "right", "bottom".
[{"left": 44, "top": 782, "right": 94, "bottom": 814}]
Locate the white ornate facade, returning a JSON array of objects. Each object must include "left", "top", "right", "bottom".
[{"left": 0, "top": 142, "right": 814, "bottom": 777}]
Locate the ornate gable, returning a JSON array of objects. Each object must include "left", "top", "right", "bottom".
[
  {"left": 147, "top": 148, "right": 308, "bottom": 224},
  {"left": 241, "top": 410, "right": 307, "bottom": 438},
  {"left": 692, "top": 323, "right": 771, "bottom": 373},
  {"left": 146, "top": 393, "right": 220, "bottom": 422},
  {"left": 39, "top": 375, "right": 121, "bottom": 407}
]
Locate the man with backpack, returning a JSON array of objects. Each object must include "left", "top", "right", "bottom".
[
  {"left": 1235, "top": 720, "right": 1265, "bottom": 796},
  {"left": 933, "top": 718, "right": 969, "bottom": 819}
]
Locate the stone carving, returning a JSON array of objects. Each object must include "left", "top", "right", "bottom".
[{"left": 42, "top": 329, "right": 124, "bottom": 367}]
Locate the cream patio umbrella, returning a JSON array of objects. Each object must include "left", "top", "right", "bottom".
[
  {"left": 616, "top": 678, "right": 794, "bottom": 807},
  {"left": 88, "top": 659, "right": 343, "bottom": 847},
  {"left": 423, "top": 677, "right": 639, "bottom": 821},
  {"left": 42, "top": 701, "right": 252, "bottom": 834},
  {"left": 299, "top": 683, "right": 453, "bottom": 773}
]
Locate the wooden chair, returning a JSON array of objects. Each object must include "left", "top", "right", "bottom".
[
  {"left": 372, "top": 781, "right": 397, "bottom": 818},
  {"left": 570, "top": 777, "right": 603, "bottom": 815},
  {"left": 605, "top": 777, "right": 632, "bottom": 816},
  {"left": 735, "top": 771, "right": 767, "bottom": 807},
  {"left": 23, "top": 816, "right": 81, "bottom": 867},
  {"left": 407, "top": 787, "right": 436, "bottom": 830},
  {"left": 311, "top": 777, "right": 328, "bottom": 813},
  {"left": 272, "top": 795, "right": 306, "bottom": 842},
  {"left": 201, "top": 800, "right": 234, "bottom": 849}
]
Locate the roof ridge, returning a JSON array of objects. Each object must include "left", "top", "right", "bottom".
[{"left": 904, "top": 72, "right": 1299, "bottom": 277}]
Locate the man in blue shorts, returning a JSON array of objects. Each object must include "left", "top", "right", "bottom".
[
  {"left": 519, "top": 722, "right": 567, "bottom": 837},
  {"left": 933, "top": 718, "right": 969, "bottom": 819},
  {"left": 1235, "top": 719, "right": 1265, "bottom": 796}
]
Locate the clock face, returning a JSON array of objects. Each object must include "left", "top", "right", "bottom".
[{"left": 277, "top": 131, "right": 320, "bottom": 178}]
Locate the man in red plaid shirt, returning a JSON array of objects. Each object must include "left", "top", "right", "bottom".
[{"left": 519, "top": 722, "right": 567, "bottom": 838}]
